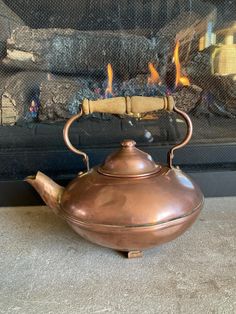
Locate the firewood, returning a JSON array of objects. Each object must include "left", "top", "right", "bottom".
[
  {"left": 156, "top": 9, "right": 216, "bottom": 62},
  {"left": 1, "top": 0, "right": 215, "bottom": 77},
  {"left": 0, "top": 69, "right": 18, "bottom": 125},
  {"left": 3, "top": 5, "right": 216, "bottom": 77},
  {"left": 38, "top": 78, "right": 96, "bottom": 122},
  {"left": 157, "top": 12, "right": 200, "bottom": 44},
  {"left": 0, "top": 73, "right": 97, "bottom": 124},
  {"left": 3, "top": 27, "right": 160, "bottom": 77},
  {"left": 187, "top": 48, "right": 236, "bottom": 112},
  {"left": 38, "top": 73, "right": 202, "bottom": 122},
  {"left": 1, "top": 72, "right": 47, "bottom": 125},
  {"left": 0, "top": 0, "right": 25, "bottom": 58},
  {"left": 173, "top": 85, "right": 203, "bottom": 113}
]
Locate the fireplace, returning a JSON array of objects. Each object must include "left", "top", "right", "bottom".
[{"left": 0, "top": 0, "right": 236, "bottom": 205}]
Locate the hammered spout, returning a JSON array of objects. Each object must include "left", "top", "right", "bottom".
[{"left": 25, "top": 171, "right": 64, "bottom": 214}]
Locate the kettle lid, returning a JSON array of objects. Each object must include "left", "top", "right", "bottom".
[{"left": 98, "top": 139, "right": 161, "bottom": 177}]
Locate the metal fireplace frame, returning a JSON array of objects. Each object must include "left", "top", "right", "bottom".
[{"left": 0, "top": 142, "right": 236, "bottom": 206}]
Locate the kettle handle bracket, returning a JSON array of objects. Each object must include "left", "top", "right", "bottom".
[
  {"left": 63, "top": 98, "right": 193, "bottom": 171},
  {"left": 63, "top": 110, "right": 90, "bottom": 172},
  {"left": 168, "top": 106, "right": 193, "bottom": 168}
]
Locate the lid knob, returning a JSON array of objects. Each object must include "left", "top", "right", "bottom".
[
  {"left": 121, "top": 139, "right": 136, "bottom": 148},
  {"left": 98, "top": 139, "right": 161, "bottom": 177}
]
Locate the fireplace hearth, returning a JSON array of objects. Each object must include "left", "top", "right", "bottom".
[{"left": 0, "top": 0, "right": 236, "bottom": 204}]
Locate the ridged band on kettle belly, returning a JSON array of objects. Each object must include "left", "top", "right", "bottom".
[
  {"left": 66, "top": 203, "right": 202, "bottom": 251},
  {"left": 59, "top": 166, "right": 204, "bottom": 251}
]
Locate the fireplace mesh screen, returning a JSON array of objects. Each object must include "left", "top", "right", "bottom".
[{"left": 0, "top": 0, "right": 236, "bottom": 165}]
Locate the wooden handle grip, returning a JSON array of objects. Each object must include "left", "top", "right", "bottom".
[
  {"left": 64, "top": 96, "right": 192, "bottom": 170},
  {"left": 82, "top": 96, "right": 174, "bottom": 116}
]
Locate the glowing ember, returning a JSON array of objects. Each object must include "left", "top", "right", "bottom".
[
  {"left": 147, "top": 62, "right": 161, "bottom": 85},
  {"left": 105, "top": 63, "right": 113, "bottom": 98},
  {"left": 173, "top": 40, "right": 190, "bottom": 88},
  {"left": 29, "top": 99, "right": 39, "bottom": 118}
]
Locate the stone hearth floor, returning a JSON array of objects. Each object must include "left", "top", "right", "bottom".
[{"left": 0, "top": 197, "right": 236, "bottom": 313}]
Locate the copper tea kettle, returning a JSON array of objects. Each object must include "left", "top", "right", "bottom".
[{"left": 26, "top": 96, "right": 204, "bottom": 258}]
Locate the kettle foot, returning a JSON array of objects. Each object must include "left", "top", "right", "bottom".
[{"left": 127, "top": 251, "right": 143, "bottom": 259}]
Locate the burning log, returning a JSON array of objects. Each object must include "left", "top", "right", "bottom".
[
  {"left": 3, "top": 27, "right": 159, "bottom": 77},
  {"left": 173, "top": 86, "right": 203, "bottom": 113},
  {"left": 38, "top": 78, "right": 96, "bottom": 121},
  {"left": 156, "top": 7, "right": 216, "bottom": 76},
  {"left": 38, "top": 78, "right": 175, "bottom": 121},
  {"left": 0, "top": 0, "right": 25, "bottom": 58},
  {"left": 38, "top": 72, "right": 199, "bottom": 122}
]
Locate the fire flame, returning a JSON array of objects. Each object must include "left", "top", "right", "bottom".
[
  {"left": 173, "top": 40, "right": 190, "bottom": 88},
  {"left": 105, "top": 63, "right": 113, "bottom": 98},
  {"left": 148, "top": 62, "right": 161, "bottom": 85}
]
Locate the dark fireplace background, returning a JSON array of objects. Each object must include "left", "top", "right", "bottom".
[
  {"left": 0, "top": 0, "right": 236, "bottom": 204},
  {"left": 4, "top": 0, "right": 236, "bottom": 30}
]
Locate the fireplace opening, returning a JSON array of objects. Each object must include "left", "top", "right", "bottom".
[{"left": 0, "top": 0, "right": 236, "bottom": 194}]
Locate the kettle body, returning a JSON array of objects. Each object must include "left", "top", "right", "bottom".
[
  {"left": 26, "top": 96, "right": 204, "bottom": 258},
  {"left": 60, "top": 164, "right": 203, "bottom": 252}
]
